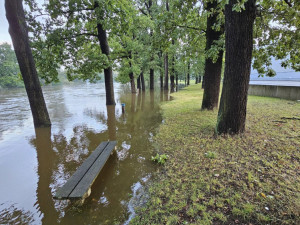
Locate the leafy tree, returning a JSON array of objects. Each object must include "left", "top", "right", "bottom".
[{"left": 0, "top": 43, "right": 23, "bottom": 88}]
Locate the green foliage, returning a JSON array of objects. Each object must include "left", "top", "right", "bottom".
[
  {"left": 151, "top": 153, "right": 169, "bottom": 165},
  {"left": 0, "top": 43, "right": 23, "bottom": 88},
  {"left": 253, "top": 0, "right": 300, "bottom": 76}
]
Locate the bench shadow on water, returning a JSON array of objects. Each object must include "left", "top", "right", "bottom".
[{"left": 0, "top": 84, "right": 173, "bottom": 225}]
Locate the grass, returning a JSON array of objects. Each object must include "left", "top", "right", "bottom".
[{"left": 131, "top": 84, "right": 300, "bottom": 225}]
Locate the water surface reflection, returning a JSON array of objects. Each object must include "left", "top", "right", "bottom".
[{"left": 0, "top": 83, "right": 170, "bottom": 224}]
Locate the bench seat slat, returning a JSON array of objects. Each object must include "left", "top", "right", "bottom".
[
  {"left": 54, "top": 141, "right": 109, "bottom": 199},
  {"left": 68, "top": 141, "right": 117, "bottom": 198}
]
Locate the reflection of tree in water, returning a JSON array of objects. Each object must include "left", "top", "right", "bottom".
[
  {"left": 0, "top": 204, "right": 35, "bottom": 225},
  {"left": 27, "top": 90, "right": 165, "bottom": 225}
]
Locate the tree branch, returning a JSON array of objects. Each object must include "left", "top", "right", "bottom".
[{"left": 283, "top": 0, "right": 293, "bottom": 7}]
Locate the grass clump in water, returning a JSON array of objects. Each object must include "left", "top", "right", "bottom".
[{"left": 131, "top": 84, "right": 300, "bottom": 225}]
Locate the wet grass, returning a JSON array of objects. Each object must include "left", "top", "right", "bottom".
[{"left": 131, "top": 84, "right": 300, "bottom": 225}]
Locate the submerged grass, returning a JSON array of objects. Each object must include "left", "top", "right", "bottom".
[{"left": 131, "top": 84, "right": 300, "bottom": 225}]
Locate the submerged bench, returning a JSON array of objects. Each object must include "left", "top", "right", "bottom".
[{"left": 54, "top": 141, "right": 117, "bottom": 204}]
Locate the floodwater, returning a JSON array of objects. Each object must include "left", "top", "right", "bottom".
[{"left": 0, "top": 83, "right": 171, "bottom": 225}]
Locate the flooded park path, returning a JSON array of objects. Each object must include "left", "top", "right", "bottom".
[{"left": 0, "top": 83, "right": 171, "bottom": 224}]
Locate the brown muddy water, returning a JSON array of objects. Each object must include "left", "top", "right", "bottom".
[{"left": 0, "top": 83, "right": 171, "bottom": 225}]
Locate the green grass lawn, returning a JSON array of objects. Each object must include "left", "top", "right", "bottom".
[{"left": 131, "top": 84, "right": 300, "bottom": 225}]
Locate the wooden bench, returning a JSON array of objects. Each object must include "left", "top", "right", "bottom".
[{"left": 54, "top": 141, "right": 117, "bottom": 204}]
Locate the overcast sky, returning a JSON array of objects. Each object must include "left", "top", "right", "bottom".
[{"left": 0, "top": 2, "right": 11, "bottom": 44}]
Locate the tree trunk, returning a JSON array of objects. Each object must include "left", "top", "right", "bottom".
[
  {"left": 150, "top": 68, "right": 154, "bottom": 90},
  {"left": 201, "top": 0, "right": 224, "bottom": 110},
  {"left": 187, "top": 61, "right": 190, "bottom": 85},
  {"left": 129, "top": 71, "right": 136, "bottom": 93},
  {"left": 216, "top": 0, "right": 256, "bottom": 134},
  {"left": 95, "top": 3, "right": 115, "bottom": 105},
  {"left": 128, "top": 52, "right": 136, "bottom": 93},
  {"left": 160, "top": 71, "right": 164, "bottom": 89},
  {"left": 164, "top": 53, "right": 169, "bottom": 90},
  {"left": 107, "top": 105, "right": 116, "bottom": 140},
  {"left": 176, "top": 72, "right": 178, "bottom": 86},
  {"left": 199, "top": 75, "right": 202, "bottom": 83},
  {"left": 137, "top": 75, "right": 141, "bottom": 90},
  {"left": 140, "top": 72, "right": 145, "bottom": 91},
  {"left": 5, "top": 0, "right": 51, "bottom": 127},
  {"left": 170, "top": 40, "right": 175, "bottom": 92}
]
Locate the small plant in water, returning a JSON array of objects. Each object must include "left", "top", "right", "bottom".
[{"left": 151, "top": 153, "right": 169, "bottom": 165}]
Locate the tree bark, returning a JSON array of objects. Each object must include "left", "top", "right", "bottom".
[
  {"left": 187, "top": 61, "right": 190, "bottom": 85},
  {"left": 216, "top": 0, "right": 256, "bottom": 134},
  {"left": 201, "top": 0, "right": 224, "bottom": 110},
  {"left": 199, "top": 75, "right": 202, "bottom": 83},
  {"left": 5, "top": 0, "right": 51, "bottom": 127},
  {"left": 170, "top": 40, "right": 175, "bottom": 92},
  {"left": 140, "top": 72, "right": 145, "bottom": 91},
  {"left": 128, "top": 52, "right": 136, "bottom": 93},
  {"left": 150, "top": 68, "right": 154, "bottom": 90},
  {"left": 159, "top": 51, "right": 164, "bottom": 89},
  {"left": 129, "top": 71, "right": 136, "bottom": 93},
  {"left": 95, "top": 3, "right": 115, "bottom": 105},
  {"left": 164, "top": 53, "right": 169, "bottom": 90},
  {"left": 137, "top": 75, "right": 141, "bottom": 90}
]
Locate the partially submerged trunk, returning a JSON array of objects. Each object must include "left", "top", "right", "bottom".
[
  {"left": 216, "top": 0, "right": 256, "bottom": 134},
  {"left": 106, "top": 105, "right": 116, "bottom": 140},
  {"left": 201, "top": 0, "right": 224, "bottom": 110},
  {"left": 5, "top": 0, "right": 51, "bottom": 127}
]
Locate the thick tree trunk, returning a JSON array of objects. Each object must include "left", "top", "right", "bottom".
[
  {"left": 164, "top": 53, "right": 169, "bottom": 90},
  {"left": 199, "top": 75, "right": 202, "bottom": 83},
  {"left": 140, "top": 72, "right": 145, "bottom": 91},
  {"left": 5, "top": 0, "right": 51, "bottom": 127},
  {"left": 150, "top": 68, "right": 154, "bottom": 90},
  {"left": 216, "top": 0, "right": 256, "bottom": 134},
  {"left": 202, "top": 76, "right": 205, "bottom": 88},
  {"left": 95, "top": 4, "right": 115, "bottom": 105},
  {"left": 201, "top": 0, "right": 224, "bottom": 110},
  {"left": 187, "top": 62, "right": 190, "bottom": 85}
]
